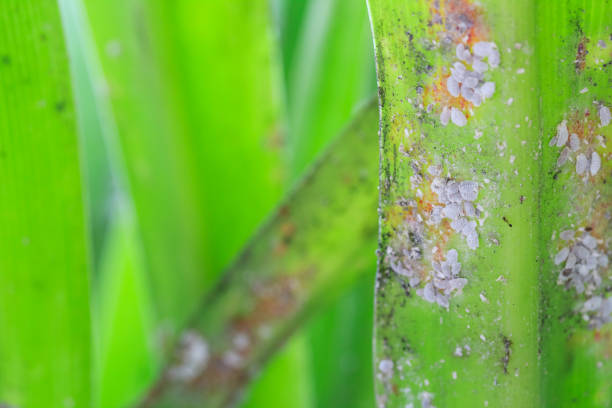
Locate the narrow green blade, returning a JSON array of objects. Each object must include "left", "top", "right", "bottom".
[
  {"left": 95, "top": 206, "right": 158, "bottom": 408},
  {"left": 136, "top": 101, "right": 379, "bottom": 408},
  {"left": 79, "top": 0, "right": 286, "bottom": 329},
  {"left": 369, "top": 0, "right": 611, "bottom": 407},
  {"left": 0, "top": 1, "right": 92, "bottom": 407},
  {"left": 243, "top": 1, "right": 378, "bottom": 407}
]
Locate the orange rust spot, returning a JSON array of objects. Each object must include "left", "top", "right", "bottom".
[
  {"left": 429, "top": 0, "right": 489, "bottom": 45},
  {"left": 273, "top": 221, "right": 297, "bottom": 255},
  {"left": 424, "top": 0, "right": 494, "bottom": 118},
  {"left": 423, "top": 70, "right": 472, "bottom": 114},
  {"left": 575, "top": 36, "right": 589, "bottom": 72}
]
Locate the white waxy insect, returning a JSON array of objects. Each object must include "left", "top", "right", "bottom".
[
  {"left": 575, "top": 153, "right": 588, "bottom": 175},
  {"left": 590, "top": 151, "right": 601, "bottom": 176},
  {"left": 554, "top": 247, "right": 570, "bottom": 265},
  {"left": 581, "top": 233, "right": 597, "bottom": 249},
  {"left": 456, "top": 43, "right": 471, "bottom": 61},
  {"left": 470, "top": 92, "right": 483, "bottom": 106},
  {"left": 451, "top": 261, "right": 461, "bottom": 276},
  {"left": 466, "top": 231, "right": 479, "bottom": 250},
  {"left": 461, "top": 85, "right": 475, "bottom": 100},
  {"left": 464, "top": 201, "right": 476, "bottom": 217},
  {"left": 559, "top": 230, "right": 574, "bottom": 240},
  {"left": 556, "top": 147, "right": 570, "bottom": 167},
  {"left": 583, "top": 296, "right": 602, "bottom": 312},
  {"left": 442, "top": 203, "right": 462, "bottom": 220},
  {"left": 565, "top": 253, "right": 577, "bottom": 269},
  {"left": 378, "top": 359, "right": 394, "bottom": 376},
  {"left": 440, "top": 107, "right": 451, "bottom": 126},
  {"left": 446, "top": 248, "right": 458, "bottom": 263},
  {"left": 449, "top": 278, "right": 467, "bottom": 291},
  {"left": 463, "top": 74, "right": 479, "bottom": 89},
  {"left": 431, "top": 177, "right": 445, "bottom": 194},
  {"left": 472, "top": 41, "right": 494, "bottom": 58},
  {"left": 569, "top": 133, "right": 580, "bottom": 151},
  {"left": 447, "top": 76, "right": 460, "bottom": 97},
  {"left": 451, "top": 217, "right": 468, "bottom": 232},
  {"left": 423, "top": 282, "right": 436, "bottom": 303},
  {"left": 478, "top": 82, "right": 495, "bottom": 99},
  {"left": 451, "top": 62, "right": 467, "bottom": 82},
  {"left": 556, "top": 121, "right": 569, "bottom": 147},
  {"left": 427, "top": 165, "right": 442, "bottom": 176},
  {"left": 488, "top": 48, "right": 500, "bottom": 68},
  {"left": 472, "top": 59, "right": 488, "bottom": 73},
  {"left": 599, "top": 105, "right": 611, "bottom": 127},
  {"left": 451, "top": 108, "right": 467, "bottom": 127},
  {"left": 573, "top": 245, "right": 590, "bottom": 260},
  {"left": 459, "top": 181, "right": 478, "bottom": 201},
  {"left": 436, "top": 293, "right": 450, "bottom": 308},
  {"left": 169, "top": 331, "right": 210, "bottom": 381},
  {"left": 445, "top": 180, "right": 459, "bottom": 195}
]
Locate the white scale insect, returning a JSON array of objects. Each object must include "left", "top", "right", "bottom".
[
  {"left": 440, "top": 41, "right": 500, "bottom": 127},
  {"left": 549, "top": 108, "right": 608, "bottom": 177}
]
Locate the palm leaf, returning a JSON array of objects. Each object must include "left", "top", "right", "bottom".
[
  {"left": 369, "top": 0, "right": 611, "bottom": 406},
  {"left": 0, "top": 1, "right": 92, "bottom": 406}
]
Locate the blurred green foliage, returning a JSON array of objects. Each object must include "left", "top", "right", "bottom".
[{"left": 58, "top": 0, "right": 377, "bottom": 406}]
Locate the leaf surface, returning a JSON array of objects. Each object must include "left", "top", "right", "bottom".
[
  {"left": 0, "top": 2, "right": 92, "bottom": 407},
  {"left": 369, "top": 1, "right": 611, "bottom": 406}
]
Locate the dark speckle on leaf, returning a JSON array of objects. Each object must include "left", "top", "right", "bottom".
[
  {"left": 55, "top": 101, "right": 66, "bottom": 112},
  {"left": 502, "top": 216, "right": 513, "bottom": 228},
  {"left": 1, "top": 55, "right": 10, "bottom": 65}
]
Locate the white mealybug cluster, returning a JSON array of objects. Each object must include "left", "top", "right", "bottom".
[
  {"left": 168, "top": 331, "right": 210, "bottom": 382},
  {"left": 430, "top": 177, "right": 481, "bottom": 249},
  {"left": 555, "top": 229, "right": 611, "bottom": 328},
  {"left": 416, "top": 249, "right": 468, "bottom": 308},
  {"left": 441, "top": 41, "right": 500, "bottom": 127},
  {"left": 549, "top": 118, "right": 604, "bottom": 177},
  {"left": 386, "top": 165, "right": 477, "bottom": 308}
]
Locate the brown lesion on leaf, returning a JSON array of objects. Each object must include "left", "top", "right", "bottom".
[
  {"left": 140, "top": 273, "right": 304, "bottom": 407},
  {"left": 274, "top": 221, "right": 297, "bottom": 255},
  {"left": 501, "top": 334, "right": 512, "bottom": 374},
  {"left": 575, "top": 35, "right": 589, "bottom": 73},
  {"left": 265, "top": 123, "right": 285, "bottom": 152}
]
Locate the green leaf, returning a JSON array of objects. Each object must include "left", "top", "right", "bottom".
[
  {"left": 243, "top": 0, "right": 377, "bottom": 406},
  {"left": 285, "top": 0, "right": 376, "bottom": 181},
  {"left": 136, "top": 100, "right": 379, "bottom": 408},
  {"left": 240, "top": 333, "right": 314, "bottom": 408},
  {"left": 306, "top": 271, "right": 376, "bottom": 408},
  {"left": 79, "top": 0, "right": 286, "bottom": 329},
  {"left": 94, "top": 205, "right": 159, "bottom": 408},
  {"left": 58, "top": 3, "right": 160, "bottom": 407},
  {"left": 369, "top": 0, "right": 611, "bottom": 407},
  {"left": 0, "top": 2, "right": 92, "bottom": 407}
]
